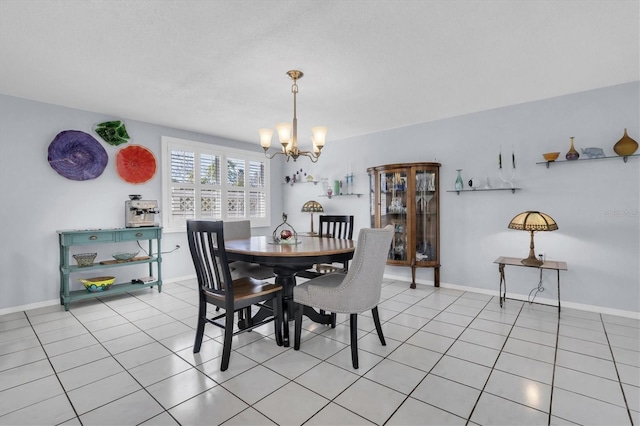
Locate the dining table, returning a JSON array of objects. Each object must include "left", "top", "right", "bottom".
[{"left": 225, "top": 235, "right": 355, "bottom": 346}]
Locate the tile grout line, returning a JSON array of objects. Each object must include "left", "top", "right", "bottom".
[
  {"left": 600, "top": 314, "right": 635, "bottom": 425},
  {"left": 464, "top": 298, "right": 527, "bottom": 426},
  {"left": 23, "top": 311, "right": 83, "bottom": 425},
  {"left": 547, "top": 309, "right": 561, "bottom": 426}
]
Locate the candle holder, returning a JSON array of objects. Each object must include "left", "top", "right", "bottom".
[
  {"left": 498, "top": 164, "right": 516, "bottom": 188},
  {"left": 345, "top": 173, "right": 354, "bottom": 194},
  {"left": 498, "top": 148, "right": 516, "bottom": 188}
]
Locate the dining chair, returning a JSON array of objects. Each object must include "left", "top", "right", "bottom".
[
  {"left": 187, "top": 220, "right": 283, "bottom": 371},
  {"left": 298, "top": 215, "right": 354, "bottom": 278},
  {"left": 223, "top": 220, "right": 275, "bottom": 280},
  {"left": 293, "top": 225, "right": 394, "bottom": 369}
]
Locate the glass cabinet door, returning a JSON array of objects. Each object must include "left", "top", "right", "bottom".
[
  {"left": 379, "top": 169, "right": 408, "bottom": 261},
  {"left": 415, "top": 169, "right": 437, "bottom": 264}
]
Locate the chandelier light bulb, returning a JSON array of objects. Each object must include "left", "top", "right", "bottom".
[
  {"left": 258, "top": 128, "right": 273, "bottom": 149},
  {"left": 311, "top": 126, "right": 327, "bottom": 147},
  {"left": 275, "top": 122, "right": 292, "bottom": 145}
]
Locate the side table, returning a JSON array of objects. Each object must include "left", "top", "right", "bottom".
[{"left": 494, "top": 256, "right": 568, "bottom": 315}]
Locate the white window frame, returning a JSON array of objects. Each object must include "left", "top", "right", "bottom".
[{"left": 161, "top": 136, "right": 271, "bottom": 233}]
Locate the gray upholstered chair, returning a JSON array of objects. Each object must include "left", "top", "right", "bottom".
[
  {"left": 223, "top": 220, "right": 274, "bottom": 280},
  {"left": 293, "top": 225, "right": 393, "bottom": 369}
]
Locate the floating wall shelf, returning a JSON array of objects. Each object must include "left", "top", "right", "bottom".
[
  {"left": 537, "top": 154, "right": 638, "bottom": 168},
  {"left": 284, "top": 180, "right": 319, "bottom": 186},
  {"left": 447, "top": 188, "right": 520, "bottom": 195},
  {"left": 319, "top": 193, "right": 363, "bottom": 199}
]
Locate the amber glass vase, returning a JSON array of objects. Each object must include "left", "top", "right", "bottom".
[{"left": 613, "top": 128, "right": 638, "bottom": 156}]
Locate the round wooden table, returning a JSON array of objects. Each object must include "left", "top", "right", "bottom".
[{"left": 225, "top": 236, "right": 355, "bottom": 346}]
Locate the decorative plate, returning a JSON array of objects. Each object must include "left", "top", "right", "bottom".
[
  {"left": 116, "top": 145, "right": 157, "bottom": 184},
  {"left": 48, "top": 130, "right": 108, "bottom": 181},
  {"left": 94, "top": 120, "right": 130, "bottom": 146}
]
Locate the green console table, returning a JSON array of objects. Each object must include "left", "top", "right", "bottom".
[{"left": 57, "top": 227, "right": 162, "bottom": 310}]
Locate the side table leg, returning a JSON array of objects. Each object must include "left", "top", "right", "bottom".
[
  {"left": 498, "top": 263, "right": 506, "bottom": 308},
  {"left": 557, "top": 269, "right": 561, "bottom": 316}
]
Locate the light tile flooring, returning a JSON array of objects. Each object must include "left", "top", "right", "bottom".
[{"left": 1, "top": 278, "right": 638, "bottom": 426}]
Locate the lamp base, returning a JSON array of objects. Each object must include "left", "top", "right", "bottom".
[{"left": 521, "top": 256, "right": 543, "bottom": 267}]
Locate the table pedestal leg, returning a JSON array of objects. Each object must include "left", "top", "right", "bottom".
[{"left": 272, "top": 266, "right": 299, "bottom": 347}]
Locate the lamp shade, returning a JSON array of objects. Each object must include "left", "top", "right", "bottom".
[
  {"left": 301, "top": 200, "right": 324, "bottom": 213},
  {"left": 508, "top": 211, "right": 558, "bottom": 232},
  {"left": 258, "top": 128, "right": 273, "bottom": 148},
  {"left": 508, "top": 211, "right": 558, "bottom": 266}
]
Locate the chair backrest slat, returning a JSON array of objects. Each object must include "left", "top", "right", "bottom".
[
  {"left": 319, "top": 215, "right": 354, "bottom": 239},
  {"left": 187, "top": 220, "right": 234, "bottom": 301}
]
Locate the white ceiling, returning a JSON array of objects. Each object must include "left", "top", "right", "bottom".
[{"left": 1, "top": 1, "right": 638, "bottom": 147}]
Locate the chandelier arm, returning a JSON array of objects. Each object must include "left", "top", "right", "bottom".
[{"left": 263, "top": 150, "right": 287, "bottom": 160}]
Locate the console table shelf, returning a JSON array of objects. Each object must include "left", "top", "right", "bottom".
[{"left": 57, "top": 227, "right": 162, "bottom": 310}]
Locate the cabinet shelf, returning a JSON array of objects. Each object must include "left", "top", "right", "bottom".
[
  {"left": 64, "top": 256, "right": 158, "bottom": 273},
  {"left": 537, "top": 154, "right": 638, "bottom": 168},
  {"left": 447, "top": 188, "right": 520, "bottom": 195},
  {"left": 65, "top": 280, "right": 160, "bottom": 302}
]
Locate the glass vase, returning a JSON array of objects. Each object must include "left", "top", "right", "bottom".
[
  {"left": 613, "top": 128, "right": 638, "bottom": 156},
  {"left": 454, "top": 169, "right": 463, "bottom": 190},
  {"left": 565, "top": 137, "right": 580, "bottom": 160}
]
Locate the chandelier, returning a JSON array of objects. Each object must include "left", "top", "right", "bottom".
[{"left": 258, "top": 70, "right": 327, "bottom": 163}]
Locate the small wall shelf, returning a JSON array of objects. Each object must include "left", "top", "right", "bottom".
[
  {"left": 319, "top": 193, "right": 363, "bottom": 199},
  {"left": 447, "top": 188, "right": 520, "bottom": 195},
  {"left": 284, "top": 180, "right": 319, "bottom": 186},
  {"left": 537, "top": 154, "right": 638, "bottom": 168}
]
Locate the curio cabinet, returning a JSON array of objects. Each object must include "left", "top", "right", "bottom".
[{"left": 368, "top": 162, "right": 440, "bottom": 288}]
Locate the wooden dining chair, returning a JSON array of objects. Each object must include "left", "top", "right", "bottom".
[
  {"left": 307, "top": 215, "right": 354, "bottom": 275},
  {"left": 293, "top": 225, "right": 394, "bottom": 369},
  {"left": 187, "top": 220, "right": 283, "bottom": 371}
]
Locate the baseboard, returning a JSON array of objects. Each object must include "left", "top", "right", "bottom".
[{"left": 383, "top": 273, "right": 640, "bottom": 320}]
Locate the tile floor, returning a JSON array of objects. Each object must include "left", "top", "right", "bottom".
[{"left": 1, "top": 278, "right": 638, "bottom": 426}]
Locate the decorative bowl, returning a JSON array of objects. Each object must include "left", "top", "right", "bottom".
[
  {"left": 112, "top": 251, "right": 140, "bottom": 261},
  {"left": 79, "top": 276, "right": 115, "bottom": 292},
  {"left": 542, "top": 152, "right": 560, "bottom": 161},
  {"left": 73, "top": 253, "right": 97, "bottom": 267}
]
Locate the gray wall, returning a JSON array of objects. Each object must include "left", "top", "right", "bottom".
[
  {"left": 1, "top": 81, "right": 638, "bottom": 316},
  {"left": 0, "top": 95, "right": 284, "bottom": 312},
  {"left": 282, "top": 82, "right": 639, "bottom": 316}
]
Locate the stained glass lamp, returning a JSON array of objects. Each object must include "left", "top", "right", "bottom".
[
  {"left": 301, "top": 200, "right": 324, "bottom": 236},
  {"left": 508, "top": 211, "right": 558, "bottom": 266}
]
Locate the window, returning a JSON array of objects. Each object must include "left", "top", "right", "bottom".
[{"left": 161, "top": 136, "right": 270, "bottom": 232}]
